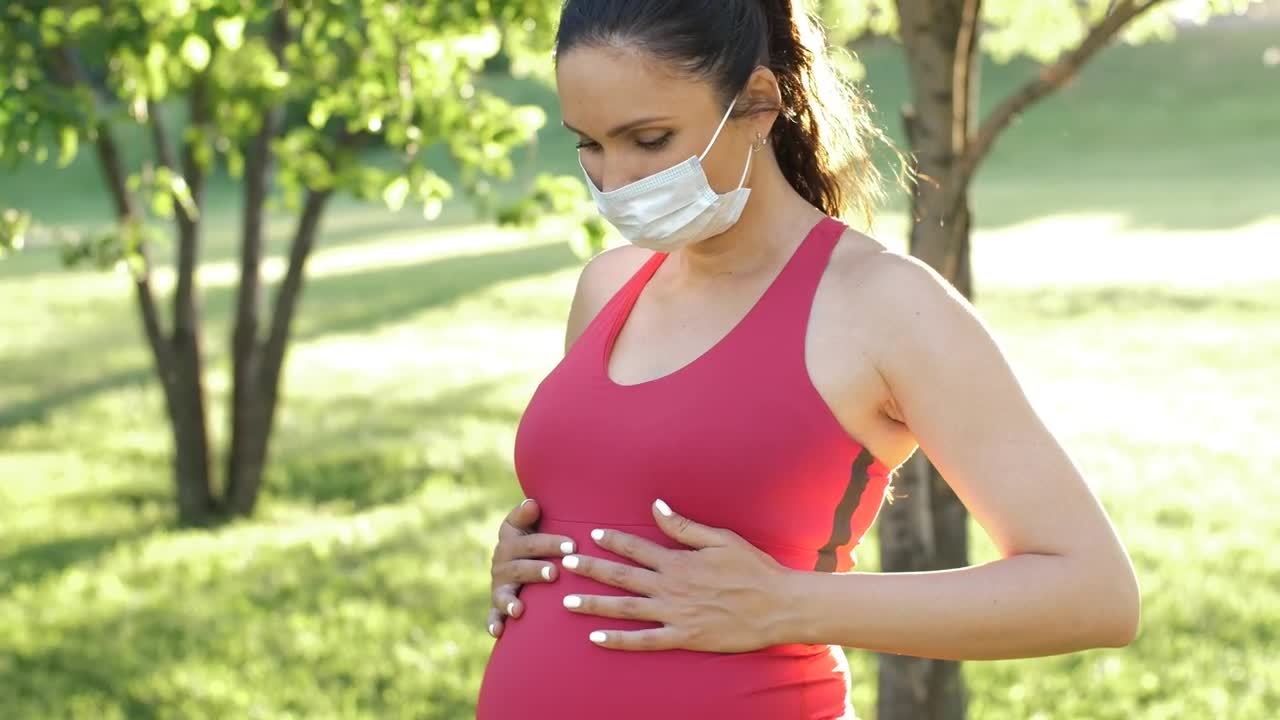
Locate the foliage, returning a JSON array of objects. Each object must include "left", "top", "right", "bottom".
[
  {"left": 817, "top": 0, "right": 1262, "bottom": 59},
  {"left": 0, "top": 0, "right": 585, "bottom": 263},
  {"left": 0, "top": 208, "right": 31, "bottom": 256}
]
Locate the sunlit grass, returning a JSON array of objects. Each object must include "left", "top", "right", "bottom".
[{"left": 3, "top": 209, "right": 1277, "bottom": 717}]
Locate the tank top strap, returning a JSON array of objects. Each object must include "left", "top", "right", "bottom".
[
  {"left": 740, "top": 215, "right": 846, "bottom": 346},
  {"left": 576, "top": 249, "right": 667, "bottom": 354}
]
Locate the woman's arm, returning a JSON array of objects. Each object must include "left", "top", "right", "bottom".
[{"left": 770, "top": 253, "right": 1140, "bottom": 660}]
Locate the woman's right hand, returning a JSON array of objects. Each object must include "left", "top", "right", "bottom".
[{"left": 487, "top": 498, "right": 577, "bottom": 639}]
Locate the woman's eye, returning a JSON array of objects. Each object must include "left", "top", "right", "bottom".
[
  {"left": 637, "top": 134, "right": 671, "bottom": 150},
  {"left": 575, "top": 139, "right": 600, "bottom": 151}
]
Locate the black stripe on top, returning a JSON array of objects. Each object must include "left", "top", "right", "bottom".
[{"left": 814, "top": 447, "right": 875, "bottom": 573}]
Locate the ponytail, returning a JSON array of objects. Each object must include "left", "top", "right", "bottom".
[{"left": 756, "top": 0, "right": 888, "bottom": 226}]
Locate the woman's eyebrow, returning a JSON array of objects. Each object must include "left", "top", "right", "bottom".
[{"left": 562, "top": 115, "right": 674, "bottom": 138}]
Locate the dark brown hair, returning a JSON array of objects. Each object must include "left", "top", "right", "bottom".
[{"left": 555, "top": 0, "right": 891, "bottom": 227}]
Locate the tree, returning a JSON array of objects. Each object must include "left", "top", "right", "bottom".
[
  {"left": 818, "top": 1, "right": 1258, "bottom": 718},
  {"left": 0, "top": 0, "right": 574, "bottom": 524}
]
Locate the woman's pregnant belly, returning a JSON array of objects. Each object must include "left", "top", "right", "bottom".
[{"left": 476, "top": 519, "right": 857, "bottom": 719}]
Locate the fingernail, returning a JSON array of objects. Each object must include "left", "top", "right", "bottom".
[
  {"left": 654, "top": 498, "right": 673, "bottom": 517},
  {"left": 506, "top": 601, "right": 516, "bottom": 616},
  {"left": 541, "top": 566, "right": 553, "bottom": 581},
  {"left": 488, "top": 622, "right": 497, "bottom": 637},
  {"left": 589, "top": 631, "right": 607, "bottom": 644},
  {"left": 520, "top": 498, "right": 533, "bottom": 509},
  {"left": 563, "top": 595, "right": 582, "bottom": 609},
  {"left": 590, "top": 528, "right": 604, "bottom": 541},
  {"left": 560, "top": 540, "right": 576, "bottom": 554},
  {"left": 562, "top": 555, "right": 580, "bottom": 569}
]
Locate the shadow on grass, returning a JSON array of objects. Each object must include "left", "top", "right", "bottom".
[
  {"left": 50, "top": 483, "right": 178, "bottom": 518},
  {"left": 12, "top": 374, "right": 524, "bottom": 518},
  {"left": 283, "top": 236, "right": 578, "bottom": 341},
  {"left": 0, "top": 526, "right": 162, "bottom": 590},
  {"left": 0, "top": 367, "right": 154, "bottom": 431},
  {"left": 266, "top": 379, "right": 524, "bottom": 510},
  {"left": 1, "top": 482, "right": 501, "bottom": 718},
  {"left": 0, "top": 240, "right": 577, "bottom": 434},
  {"left": 986, "top": 285, "right": 1278, "bottom": 319}
]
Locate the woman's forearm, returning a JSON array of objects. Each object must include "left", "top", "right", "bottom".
[{"left": 769, "top": 553, "right": 1139, "bottom": 660}]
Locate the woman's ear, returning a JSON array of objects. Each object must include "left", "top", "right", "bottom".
[{"left": 742, "top": 65, "right": 784, "bottom": 136}]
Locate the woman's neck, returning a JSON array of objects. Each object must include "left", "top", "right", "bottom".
[{"left": 668, "top": 157, "right": 827, "bottom": 285}]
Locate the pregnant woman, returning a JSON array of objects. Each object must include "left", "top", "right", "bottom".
[{"left": 477, "top": 1, "right": 1141, "bottom": 718}]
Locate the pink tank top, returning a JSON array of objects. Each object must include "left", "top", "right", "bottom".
[{"left": 477, "top": 215, "right": 892, "bottom": 719}]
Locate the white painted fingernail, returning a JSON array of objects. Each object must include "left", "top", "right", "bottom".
[
  {"left": 560, "top": 540, "right": 576, "bottom": 554},
  {"left": 589, "top": 631, "right": 607, "bottom": 644},
  {"left": 506, "top": 601, "right": 516, "bottom": 616},
  {"left": 562, "top": 555, "right": 580, "bottom": 569},
  {"left": 654, "top": 498, "right": 673, "bottom": 517},
  {"left": 541, "top": 566, "right": 553, "bottom": 581},
  {"left": 590, "top": 528, "right": 605, "bottom": 541},
  {"left": 563, "top": 595, "right": 582, "bottom": 609},
  {"left": 488, "top": 622, "right": 497, "bottom": 637}
]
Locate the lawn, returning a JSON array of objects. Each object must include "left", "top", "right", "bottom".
[{"left": 1, "top": 24, "right": 1278, "bottom": 720}]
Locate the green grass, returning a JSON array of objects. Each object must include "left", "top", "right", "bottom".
[{"left": 2, "top": 23, "right": 1279, "bottom": 720}]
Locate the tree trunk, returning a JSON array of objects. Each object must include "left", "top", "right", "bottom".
[
  {"left": 149, "top": 84, "right": 218, "bottom": 525},
  {"left": 48, "top": 45, "right": 217, "bottom": 523},
  {"left": 874, "top": 3, "right": 1165, "bottom": 715},
  {"left": 97, "top": 116, "right": 214, "bottom": 524},
  {"left": 878, "top": 1, "right": 979, "bottom": 719},
  {"left": 225, "top": 7, "right": 290, "bottom": 516},
  {"left": 223, "top": 109, "right": 280, "bottom": 514},
  {"left": 224, "top": 187, "right": 334, "bottom": 515}
]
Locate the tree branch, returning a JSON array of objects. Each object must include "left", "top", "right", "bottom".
[
  {"left": 225, "top": 5, "right": 291, "bottom": 507},
  {"left": 951, "top": 0, "right": 982, "bottom": 153},
  {"left": 261, "top": 129, "right": 364, "bottom": 383},
  {"left": 171, "top": 76, "right": 210, "bottom": 346},
  {"left": 45, "top": 46, "right": 176, "bottom": 383},
  {"left": 945, "top": 0, "right": 1171, "bottom": 214},
  {"left": 260, "top": 185, "right": 334, "bottom": 389},
  {"left": 147, "top": 100, "right": 178, "bottom": 170},
  {"left": 233, "top": 7, "right": 290, "bottom": 370}
]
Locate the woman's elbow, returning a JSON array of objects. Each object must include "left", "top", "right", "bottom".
[{"left": 1102, "top": 566, "right": 1142, "bottom": 648}]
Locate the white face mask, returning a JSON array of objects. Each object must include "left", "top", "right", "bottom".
[{"left": 579, "top": 95, "right": 754, "bottom": 253}]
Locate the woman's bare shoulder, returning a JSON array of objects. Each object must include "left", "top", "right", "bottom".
[
  {"left": 828, "top": 227, "right": 972, "bottom": 330},
  {"left": 564, "top": 244, "right": 655, "bottom": 353},
  {"left": 822, "top": 226, "right": 998, "bottom": 396}
]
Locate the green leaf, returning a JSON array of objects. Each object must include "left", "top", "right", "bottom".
[
  {"left": 151, "top": 187, "right": 175, "bottom": 218},
  {"left": 0, "top": 208, "right": 32, "bottom": 256},
  {"left": 227, "top": 147, "right": 244, "bottom": 179},
  {"left": 382, "top": 176, "right": 410, "bottom": 212},
  {"left": 67, "top": 7, "right": 101, "bottom": 34},
  {"left": 181, "top": 35, "right": 212, "bottom": 72},
  {"left": 169, "top": 174, "right": 199, "bottom": 221},
  {"left": 214, "top": 16, "right": 246, "bottom": 51},
  {"left": 308, "top": 104, "right": 331, "bottom": 130},
  {"left": 146, "top": 42, "right": 169, "bottom": 96},
  {"left": 512, "top": 106, "right": 547, "bottom": 134},
  {"left": 57, "top": 126, "right": 79, "bottom": 168},
  {"left": 422, "top": 197, "right": 442, "bottom": 221}
]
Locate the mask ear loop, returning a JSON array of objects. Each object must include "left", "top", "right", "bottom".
[
  {"left": 729, "top": 131, "right": 770, "bottom": 191},
  {"left": 733, "top": 138, "right": 756, "bottom": 191},
  {"left": 699, "top": 94, "right": 741, "bottom": 161}
]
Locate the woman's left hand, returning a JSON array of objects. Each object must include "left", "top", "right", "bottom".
[{"left": 558, "top": 498, "right": 793, "bottom": 652}]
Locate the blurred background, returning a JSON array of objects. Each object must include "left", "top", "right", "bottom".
[{"left": 1, "top": 1, "right": 1277, "bottom": 718}]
